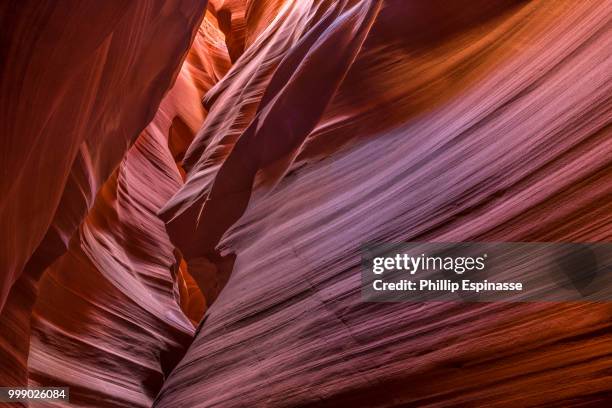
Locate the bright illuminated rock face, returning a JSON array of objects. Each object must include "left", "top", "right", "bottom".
[
  {"left": 1, "top": 0, "right": 611, "bottom": 407},
  {"left": 155, "top": 0, "right": 612, "bottom": 407}
]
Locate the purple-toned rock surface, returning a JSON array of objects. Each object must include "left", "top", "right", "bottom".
[
  {"left": 156, "top": 1, "right": 612, "bottom": 406},
  {"left": 1, "top": 1, "right": 611, "bottom": 407}
]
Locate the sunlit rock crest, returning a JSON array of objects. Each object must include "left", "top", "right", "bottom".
[{"left": 1, "top": 0, "right": 611, "bottom": 407}]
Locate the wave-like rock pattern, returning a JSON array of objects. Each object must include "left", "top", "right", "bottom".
[
  {"left": 156, "top": 0, "right": 612, "bottom": 406},
  {"left": 1, "top": 0, "right": 610, "bottom": 407},
  {"left": 0, "top": 0, "right": 208, "bottom": 389},
  {"left": 25, "top": 12, "right": 231, "bottom": 407}
]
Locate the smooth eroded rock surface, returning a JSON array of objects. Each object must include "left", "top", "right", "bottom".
[
  {"left": 1, "top": 0, "right": 610, "bottom": 407},
  {"left": 155, "top": 0, "right": 612, "bottom": 406},
  {"left": 26, "top": 10, "right": 230, "bottom": 406},
  {"left": 0, "top": 0, "right": 208, "bottom": 389}
]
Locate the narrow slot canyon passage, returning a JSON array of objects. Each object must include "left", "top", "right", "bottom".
[{"left": 1, "top": 1, "right": 611, "bottom": 407}]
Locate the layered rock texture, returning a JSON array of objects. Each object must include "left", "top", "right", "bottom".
[
  {"left": 28, "top": 14, "right": 231, "bottom": 405},
  {"left": 1, "top": 0, "right": 225, "bottom": 404},
  {"left": 1, "top": 0, "right": 611, "bottom": 407},
  {"left": 0, "top": 0, "right": 209, "bottom": 391}
]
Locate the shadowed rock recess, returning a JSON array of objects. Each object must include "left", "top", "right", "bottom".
[{"left": 1, "top": 0, "right": 611, "bottom": 407}]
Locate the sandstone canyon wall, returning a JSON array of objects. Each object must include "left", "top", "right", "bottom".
[
  {"left": 27, "top": 12, "right": 231, "bottom": 406},
  {"left": 156, "top": 0, "right": 612, "bottom": 406},
  {"left": 0, "top": 0, "right": 209, "bottom": 391},
  {"left": 1, "top": 0, "right": 611, "bottom": 407},
  {"left": 0, "top": 0, "right": 224, "bottom": 403}
]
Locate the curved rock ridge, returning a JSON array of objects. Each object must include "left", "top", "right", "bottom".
[
  {"left": 244, "top": 0, "right": 289, "bottom": 47},
  {"left": 0, "top": 0, "right": 207, "bottom": 310},
  {"left": 159, "top": 0, "right": 382, "bottom": 304},
  {"left": 0, "top": 0, "right": 208, "bottom": 389},
  {"left": 155, "top": 0, "right": 612, "bottom": 406},
  {"left": 25, "top": 12, "right": 231, "bottom": 407},
  {"left": 209, "top": 0, "right": 249, "bottom": 62},
  {"left": 1, "top": 0, "right": 610, "bottom": 406}
]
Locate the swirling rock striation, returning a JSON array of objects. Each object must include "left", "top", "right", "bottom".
[
  {"left": 156, "top": 0, "right": 612, "bottom": 406},
  {"left": 0, "top": 0, "right": 212, "bottom": 395},
  {"left": 1, "top": 0, "right": 610, "bottom": 407},
  {"left": 25, "top": 10, "right": 231, "bottom": 407}
]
